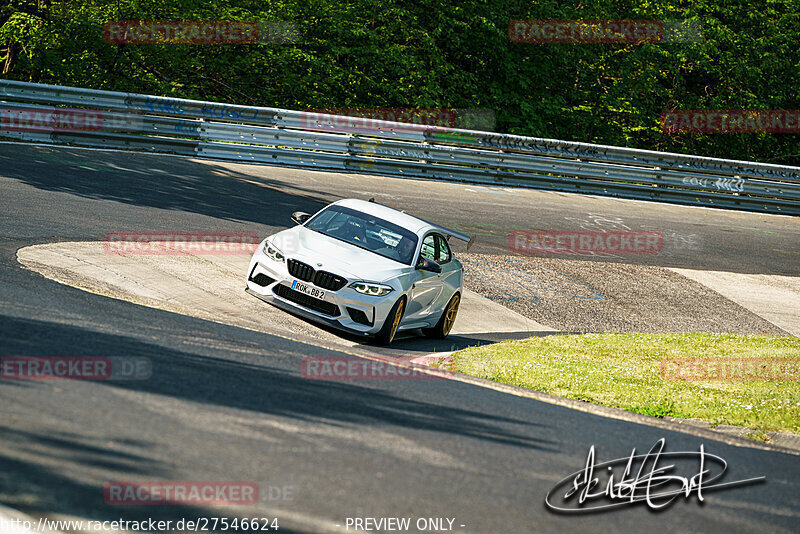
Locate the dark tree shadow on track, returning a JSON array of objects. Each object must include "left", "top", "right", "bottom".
[
  {"left": 0, "top": 143, "right": 329, "bottom": 230},
  {"left": 0, "top": 314, "right": 550, "bottom": 447},
  {"left": 375, "top": 329, "right": 576, "bottom": 356},
  {"left": 0, "top": 438, "right": 311, "bottom": 533},
  {"left": 0, "top": 311, "right": 555, "bottom": 528},
  {"left": 260, "top": 300, "right": 565, "bottom": 356}
]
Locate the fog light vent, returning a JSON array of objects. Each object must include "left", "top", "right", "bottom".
[{"left": 347, "top": 307, "right": 373, "bottom": 326}]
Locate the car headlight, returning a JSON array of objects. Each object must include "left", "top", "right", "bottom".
[
  {"left": 263, "top": 241, "right": 285, "bottom": 262},
  {"left": 350, "top": 282, "right": 394, "bottom": 297}
]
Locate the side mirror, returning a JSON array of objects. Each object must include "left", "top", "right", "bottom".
[
  {"left": 291, "top": 211, "right": 310, "bottom": 225},
  {"left": 416, "top": 256, "right": 442, "bottom": 274}
]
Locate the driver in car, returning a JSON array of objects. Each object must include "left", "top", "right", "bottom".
[{"left": 396, "top": 237, "right": 416, "bottom": 265}]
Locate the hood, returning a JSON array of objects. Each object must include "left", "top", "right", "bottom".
[{"left": 270, "top": 226, "right": 412, "bottom": 282}]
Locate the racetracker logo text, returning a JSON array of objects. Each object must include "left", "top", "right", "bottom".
[
  {"left": 661, "top": 110, "right": 800, "bottom": 133},
  {"left": 0, "top": 107, "right": 104, "bottom": 133},
  {"left": 661, "top": 358, "right": 800, "bottom": 382},
  {"left": 103, "top": 482, "right": 258, "bottom": 505},
  {"left": 300, "top": 108, "right": 496, "bottom": 133},
  {"left": 104, "top": 232, "right": 259, "bottom": 255},
  {"left": 301, "top": 357, "right": 453, "bottom": 380},
  {"left": 0, "top": 356, "right": 151, "bottom": 381},
  {"left": 509, "top": 230, "right": 663, "bottom": 255},
  {"left": 103, "top": 21, "right": 297, "bottom": 44},
  {"left": 509, "top": 19, "right": 702, "bottom": 44}
]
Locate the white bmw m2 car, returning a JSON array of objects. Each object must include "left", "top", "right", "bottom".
[{"left": 245, "top": 198, "right": 472, "bottom": 344}]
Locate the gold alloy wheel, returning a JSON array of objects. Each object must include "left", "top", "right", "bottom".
[
  {"left": 389, "top": 299, "right": 405, "bottom": 342},
  {"left": 442, "top": 294, "right": 460, "bottom": 335}
]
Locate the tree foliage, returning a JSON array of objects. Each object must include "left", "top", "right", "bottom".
[{"left": 1, "top": 0, "right": 798, "bottom": 163}]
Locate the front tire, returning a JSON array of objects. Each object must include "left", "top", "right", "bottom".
[
  {"left": 376, "top": 296, "right": 406, "bottom": 345},
  {"left": 423, "top": 292, "right": 460, "bottom": 339}
]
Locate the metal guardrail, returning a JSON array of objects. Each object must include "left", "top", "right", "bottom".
[{"left": 1, "top": 80, "right": 799, "bottom": 215}]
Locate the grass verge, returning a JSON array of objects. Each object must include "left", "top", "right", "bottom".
[{"left": 447, "top": 333, "right": 800, "bottom": 435}]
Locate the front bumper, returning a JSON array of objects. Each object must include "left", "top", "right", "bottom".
[{"left": 245, "top": 247, "right": 398, "bottom": 336}]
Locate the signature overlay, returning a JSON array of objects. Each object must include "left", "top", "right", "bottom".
[{"left": 545, "top": 438, "right": 765, "bottom": 513}]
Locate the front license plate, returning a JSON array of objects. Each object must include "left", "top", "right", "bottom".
[{"left": 291, "top": 280, "right": 325, "bottom": 300}]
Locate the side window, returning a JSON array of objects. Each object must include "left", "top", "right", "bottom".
[
  {"left": 420, "top": 234, "right": 436, "bottom": 261},
  {"left": 436, "top": 234, "right": 451, "bottom": 264}
]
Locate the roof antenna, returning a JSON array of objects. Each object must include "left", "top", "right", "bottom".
[{"left": 368, "top": 197, "right": 375, "bottom": 202}]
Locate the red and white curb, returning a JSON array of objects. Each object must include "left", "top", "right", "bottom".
[{"left": 410, "top": 351, "right": 454, "bottom": 368}]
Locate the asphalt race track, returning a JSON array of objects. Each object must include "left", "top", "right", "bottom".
[{"left": 1, "top": 143, "right": 799, "bottom": 533}]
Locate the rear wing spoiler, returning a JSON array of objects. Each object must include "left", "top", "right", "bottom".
[
  {"left": 433, "top": 225, "right": 475, "bottom": 251},
  {"left": 366, "top": 198, "right": 475, "bottom": 251}
]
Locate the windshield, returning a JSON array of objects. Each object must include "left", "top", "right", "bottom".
[{"left": 305, "top": 205, "right": 419, "bottom": 264}]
